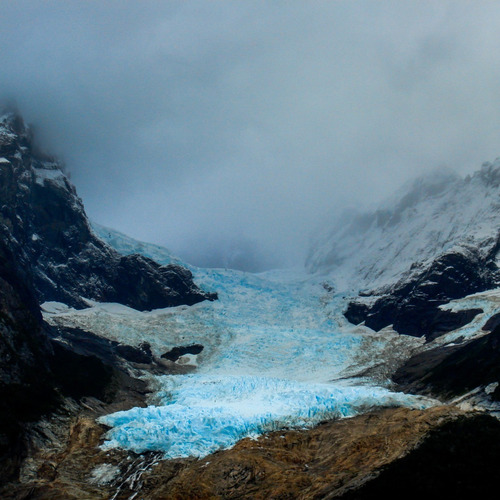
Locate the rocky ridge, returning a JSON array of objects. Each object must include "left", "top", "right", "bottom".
[
  {"left": 308, "top": 165, "right": 500, "bottom": 340},
  {"left": 0, "top": 111, "right": 216, "bottom": 311},
  {"left": 0, "top": 110, "right": 216, "bottom": 486}
]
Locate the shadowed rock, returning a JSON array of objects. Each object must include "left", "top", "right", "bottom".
[
  {"left": 393, "top": 324, "right": 500, "bottom": 401},
  {"left": 161, "top": 344, "right": 204, "bottom": 362},
  {"left": 0, "top": 111, "right": 216, "bottom": 311},
  {"left": 345, "top": 251, "right": 490, "bottom": 340}
]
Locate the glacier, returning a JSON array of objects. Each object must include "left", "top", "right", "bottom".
[
  {"left": 42, "top": 225, "right": 442, "bottom": 458},
  {"left": 99, "top": 375, "right": 432, "bottom": 458}
]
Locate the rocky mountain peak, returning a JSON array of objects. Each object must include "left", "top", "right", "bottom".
[
  {"left": 475, "top": 158, "right": 500, "bottom": 187},
  {"left": 0, "top": 111, "right": 216, "bottom": 311}
]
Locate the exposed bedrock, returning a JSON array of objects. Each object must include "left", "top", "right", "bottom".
[
  {"left": 161, "top": 343, "right": 204, "bottom": 362},
  {"left": 345, "top": 250, "right": 495, "bottom": 340},
  {"left": 0, "top": 111, "right": 216, "bottom": 311},
  {"left": 393, "top": 324, "right": 500, "bottom": 401}
]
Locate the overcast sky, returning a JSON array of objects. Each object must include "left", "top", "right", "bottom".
[{"left": 2, "top": 1, "right": 500, "bottom": 270}]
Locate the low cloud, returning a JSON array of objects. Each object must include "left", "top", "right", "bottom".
[{"left": 2, "top": 1, "right": 500, "bottom": 270}]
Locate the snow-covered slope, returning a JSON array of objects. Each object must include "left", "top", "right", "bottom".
[
  {"left": 307, "top": 164, "right": 500, "bottom": 293},
  {"left": 91, "top": 223, "right": 185, "bottom": 268},
  {"left": 307, "top": 162, "right": 500, "bottom": 339}
]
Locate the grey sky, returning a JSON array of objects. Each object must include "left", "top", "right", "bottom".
[{"left": 2, "top": 1, "right": 500, "bottom": 270}]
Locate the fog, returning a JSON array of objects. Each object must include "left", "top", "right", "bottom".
[{"left": 3, "top": 1, "right": 500, "bottom": 270}]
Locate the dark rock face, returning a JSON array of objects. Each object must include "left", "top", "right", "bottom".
[
  {"left": 393, "top": 325, "right": 500, "bottom": 401},
  {"left": 48, "top": 325, "right": 156, "bottom": 367},
  {"left": 340, "top": 414, "right": 500, "bottom": 499},
  {"left": 0, "top": 228, "right": 145, "bottom": 483},
  {"left": 161, "top": 343, "right": 204, "bottom": 362},
  {"left": 116, "top": 342, "right": 154, "bottom": 365},
  {"left": 0, "top": 228, "right": 47, "bottom": 385},
  {"left": 0, "top": 225, "right": 56, "bottom": 481},
  {"left": 345, "top": 250, "right": 495, "bottom": 340},
  {"left": 0, "top": 224, "right": 119, "bottom": 482},
  {"left": 0, "top": 111, "right": 216, "bottom": 311}
]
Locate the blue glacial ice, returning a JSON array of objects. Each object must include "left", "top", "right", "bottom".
[
  {"left": 99, "top": 374, "right": 432, "bottom": 458},
  {"left": 53, "top": 227, "right": 437, "bottom": 458}
]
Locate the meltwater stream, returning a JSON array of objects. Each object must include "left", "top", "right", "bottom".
[{"left": 43, "top": 226, "right": 435, "bottom": 459}]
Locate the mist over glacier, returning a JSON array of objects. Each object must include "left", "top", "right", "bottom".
[
  {"left": 5, "top": 4, "right": 500, "bottom": 494},
  {"left": 46, "top": 219, "right": 500, "bottom": 458},
  {"left": 4, "top": 1, "right": 500, "bottom": 269}
]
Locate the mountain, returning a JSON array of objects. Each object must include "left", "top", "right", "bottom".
[
  {"left": 0, "top": 110, "right": 216, "bottom": 484},
  {"left": 3, "top": 109, "right": 500, "bottom": 498},
  {"left": 307, "top": 164, "right": 500, "bottom": 340},
  {"left": 0, "top": 111, "right": 215, "bottom": 311}
]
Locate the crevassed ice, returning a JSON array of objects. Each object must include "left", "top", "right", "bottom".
[
  {"left": 59, "top": 227, "right": 436, "bottom": 458},
  {"left": 99, "top": 374, "right": 432, "bottom": 458}
]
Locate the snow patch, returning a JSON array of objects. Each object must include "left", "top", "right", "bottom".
[
  {"left": 41, "top": 301, "right": 72, "bottom": 314},
  {"left": 485, "top": 382, "right": 499, "bottom": 395},
  {"left": 89, "top": 464, "right": 120, "bottom": 486},
  {"left": 433, "top": 288, "right": 500, "bottom": 346},
  {"left": 33, "top": 167, "right": 66, "bottom": 187}
]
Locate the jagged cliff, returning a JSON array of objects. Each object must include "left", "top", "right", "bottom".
[
  {"left": 0, "top": 110, "right": 216, "bottom": 484},
  {"left": 0, "top": 111, "right": 216, "bottom": 311}
]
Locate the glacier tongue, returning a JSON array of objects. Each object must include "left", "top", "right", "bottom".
[
  {"left": 99, "top": 375, "right": 432, "bottom": 458},
  {"left": 42, "top": 226, "right": 434, "bottom": 458}
]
